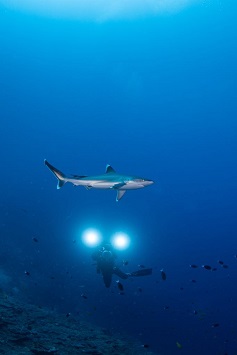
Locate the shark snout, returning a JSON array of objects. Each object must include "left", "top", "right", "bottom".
[{"left": 143, "top": 179, "right": 154, "bottom": 186}]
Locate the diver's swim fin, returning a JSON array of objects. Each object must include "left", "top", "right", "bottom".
[{"left": 130, "top": 268, "right": 152, "bottom": 277}]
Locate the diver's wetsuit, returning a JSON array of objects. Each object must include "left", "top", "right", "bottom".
[
  {"left": 97, "top": 249, "right": 114, "bottom": 287},
  {"left": 92, "top": 247, "right": 152, "bottom": 288},
  {"left": 95, "top": 249, "right": 128, "bottom": 287}
]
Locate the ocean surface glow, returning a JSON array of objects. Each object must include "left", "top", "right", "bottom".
[{"left": 0, "top": 0, "right": 202, "bottom": 20}]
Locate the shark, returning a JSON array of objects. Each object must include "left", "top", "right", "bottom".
[{"left": 44, "top": 159, "right": 154, "bottom": 201}]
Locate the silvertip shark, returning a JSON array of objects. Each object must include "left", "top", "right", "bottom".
[{"left": 44, "top": 160, "right": 154, "bottom": 201}]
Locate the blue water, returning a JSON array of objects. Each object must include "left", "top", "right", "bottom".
[{"left": 1, "top": 1, "right": 237, "bottom": 354}]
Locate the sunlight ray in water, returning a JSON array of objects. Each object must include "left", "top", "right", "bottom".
[{"left": 0, "top": 0, "right": 203, "bottom": 21}]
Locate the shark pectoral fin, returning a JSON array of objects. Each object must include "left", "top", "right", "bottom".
[
  {"left": 113, "top": 183, "right": 126, "bottom": 201},
  {"left": 116, "top": 190, "right": 126, "bottom": 201}
]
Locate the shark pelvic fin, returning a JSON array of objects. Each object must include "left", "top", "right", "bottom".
[
  {"left": 106, "top": 165, "right": 116, "bottom": 174},
  {"left": 116, "top": 190, "right": 126, "bottom": 201},
  {"left": 84, "top": 185, "right": 93, "bottom": 190}
]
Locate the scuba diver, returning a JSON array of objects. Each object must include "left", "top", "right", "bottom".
[{"left": 92, "top": 243, "right": 152, "bottom": 288}]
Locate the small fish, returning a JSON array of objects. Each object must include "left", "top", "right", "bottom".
[
  {"left": 212, "top": 323, "right": 220, "bottom": 328},
  {"left": 72, "top": 239, "right": 76, "bottom": 243},
  {"left": 137, "top": 287, "right": 142, "bottom": 292},
  {"left": 32, "top": 237, "right": 39, "bottom": 242},
  {"left": 202, "top": 265, "right": 212, "bottom": 270},
  {"left": 222, "top": 264, "right": 228, "bottom": 269},
  {"left": 234, "top": 254, "right": 237, "bottom": 258},
  {"left": 141, "top": 344, "right": 149, "bottom": 348},
  {"left": 160, "top": 269, "right": 166, "bottom": 281},
  {"left": 138, "top": 264, "right": 145, "bottom": 269},
  {"left": 190, "top": 279, "right": 197, "bottom": 283},
  {"left": 193, "top": 310, "right": 198, "bottom": 315},
  {"left": 164, "top": 305, "right": 169, "bottom": 310},
  {"left": 218, "top": 260, "right": 224, "bottom": 265},
  {"left": 212, "top": 268, "right": 217, "bottom": 271},
  {"left": 66, "top": 313, "right": 71, "bottom": 318},
  {"left": 24, "top": 271, "right": 30, "bottom": 276},
  {"left": 190, "top": 264, "right": 198, "bottom": 268},
  {"left": 116, "top": 280, "right": 124, "bottom": 291},
  {"left": 176, "top": 342, "right": 182, "bottom": 349},
  {"left": 122, "top": 260, "right": 128, "bottom": 266},
  {"left": 81, "top": 293, "right": 88, "bottom": 299},
  {"left": 180, "top": 287, "right": 184, "bottom": 290}
]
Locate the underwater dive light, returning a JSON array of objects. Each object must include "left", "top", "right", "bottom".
[
  {"left": 81, "top": 228, "right": 131, "bottom": 250},
  {"left": 110, "top": 232, "right": 130, "bottom": 250},
  {"left": 81, "top": 228, "right": 102, "bottom": 247}
]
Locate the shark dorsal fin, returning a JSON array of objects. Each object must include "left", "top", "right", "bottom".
[{"left": 106, "top": 165, "right": 116, "bottom": 174}]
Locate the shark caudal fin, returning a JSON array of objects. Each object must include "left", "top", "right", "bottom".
[{"left": 44, "top": 160, "right": 66, "bottom": 189}]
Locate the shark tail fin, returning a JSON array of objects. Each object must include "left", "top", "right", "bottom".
[{"left": 44, "top": 160, "right": 66, "bottom": 189}]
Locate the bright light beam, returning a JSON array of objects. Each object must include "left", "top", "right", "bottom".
[
  {"left": 111, "top": 232, "right": 130, "bottom": 250},
  {"left": 81, "top": 228, "right": 102, "bottom": 247}
]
